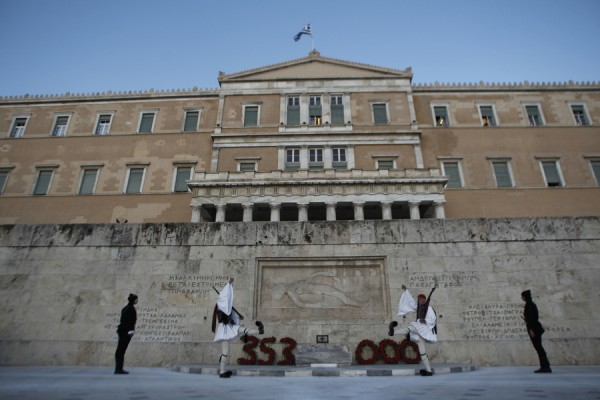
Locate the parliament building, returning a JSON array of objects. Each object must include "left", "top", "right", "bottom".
[{"left": 1, "top": 50, "right": 599, "bottom": 224}]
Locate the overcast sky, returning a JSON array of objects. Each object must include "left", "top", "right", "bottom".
[{"left": 1, "top": 0, "right": 599, "bottom": 97}]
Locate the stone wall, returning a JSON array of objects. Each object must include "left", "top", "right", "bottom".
[{"left": 0, "top": 218, "right": 598, "bottom": 367}]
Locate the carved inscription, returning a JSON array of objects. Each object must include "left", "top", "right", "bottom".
[
  {"left": 161, "top": 274, "right": 230, "bottom": 294},
  {"left": 409, "top": 272, "right": 479, "bottom": 288},
  {"left": 105, "top": 307, "right": 191, "bottom": 342},
  {"left": 463, "top": 303, "right": 527, "bottom": 340}
]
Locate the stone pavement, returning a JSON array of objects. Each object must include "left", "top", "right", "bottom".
[{"left": 1, "top": 365, "right": 599, "bottom": 400}]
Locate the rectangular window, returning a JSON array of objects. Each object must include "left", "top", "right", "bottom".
[
  {"left": 239, "top": 162, "right": 256, "bottom": 172},
  {"left": 244, "top": 106, "right": 259, "bottom": 127},
  {"left": 525, "top": 105, "right": 543, "bottom": 126},
  {"left": 378, "top": 160, "right": 394, "bottom": 170},
  {"left": 173, "top": 166, "right": 192, "bottom": 192},
  {"left": 442, "top": 161, "right": 462, "bottom": 188},
  {"left": 479, "top": 105, "right": 497, "bottom": 126},
  {"left": 332, "top": 148, "right": 347, "bottom": 169},
  {"left": 433, "top": 106, "right": 449, "bottom": 127},
  {"left": 309, "top": 148, "right": 323, "bottom": 169},
  {"left": 287, "top": 96, "right": 300, "bottom": 125},
  {"left": 492, "top": 161, "right": 513, "bottom": 188},
  {"left": 591, "top": 161, "right": 600, "bottom": 186},
  {"left": 52, "top": 116, "right": 70, "bottom": 136},
  {"left": 10, "top": 117, "right": 28, "bottom": 138},
  {"left": 125, "top": 167, "right": 145, "bottom": 193},
  {"left": 373, "top": 103, "right": 388, "bottom": 125},
  {"left": 139, "top": 112, "right": 155, "bottom": 133},
  {"left": 0, "top": 171, "right": 9, "bottom": 194},
  {"left": 95, "top": 114, "right": 112, "bottom": 135},
  {"left": 330, "top": 95, "right": 344, "bottom": 125},
  {"left": 541, "top": 160, "right": 563, "bottom": 187},
  {"left": 285, "top": 148, "right": 300, "bottom": 170},
  {"left": 309, "top": 96, "right": 322, "bottom": 126},
  {"left": 79, "top": 169, "right": 99, "bottom": 195},
  {"left": 183, "top": 110, "right": 199, "bottom": 132},
  {"left": 571, "top": 104, "right": 590, "bottom": 126},
  {"left": 33, "top": 170, "right": 53, "bottom": 195}
]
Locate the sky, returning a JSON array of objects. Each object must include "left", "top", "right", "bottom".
[{"left": 0, "top": 0, "right": 599, "bottom": 97}]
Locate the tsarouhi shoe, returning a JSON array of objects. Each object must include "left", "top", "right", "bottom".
[
  {"left": 388, "top": 321, "right": 398, "bottom": 336},
  {"left": 420, "top": 369, "right": 433, "bottom": 376},
  {"left": 219, "top": 370, "right": 233, "bottom": 378},
  {"left": 256, "top": 321, "right": 264, "bottom": 334}
]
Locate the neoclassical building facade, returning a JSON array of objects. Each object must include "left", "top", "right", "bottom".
[{"left": 1, "top": 51, "right": 599, "bottom": 224}]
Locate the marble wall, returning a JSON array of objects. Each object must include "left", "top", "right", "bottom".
[{"left": 0, "top": 218, "right": 598, "bottom": 367}]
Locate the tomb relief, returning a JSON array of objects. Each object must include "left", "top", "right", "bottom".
[{"left": 256, "top": 257, "right": 388, "bottom": 320}]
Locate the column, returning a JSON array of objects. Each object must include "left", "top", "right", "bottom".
[
  {"left": 326, "top": 202, "right": 337, "bottom": 221},
  {"left": 270, "top": 203, "right": 281, "bottom": 222},
  {"left": 215, "top": 204, "right": 226, "bottom": 222},
  {"left": 298, "top": 203, "right": 309, "bottom": 222},
  {"left": 353, "top": 202, "right": 365, "bottom": 221},
  {"left": 191, "top": 205, "right": 202, "bottom": 223},
  {"left": 381, "top": 201, "right": 392, "bottom": 220},
  {"left": 409, "top": 201, "right": 421, "bottom": 220},
  {"left": 434, "top": 201, "right": 446, "bottom": 219},
  {"left": 242, "top": 203, "right": 253, "bottom": 222}
]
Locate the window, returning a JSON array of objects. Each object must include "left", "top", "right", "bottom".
[
  {"left": 0, "top": 171, "right": 9, "bottom": 194},
  {"left": 183, "top": 110, "right": 200, "bottom": 132},
  {"left": 540, "top": 160, "right": 563, "bottom": 187},
  {"left": 138, "top": 111, "right": 156, "bottom": 133},
  {"left": 331, "top": 95, "right": 344, "bottom": 125},
  {"left": 95, "top": 114, "right": 112, "bottom": 135},
  {"left": 377, "top": 160, "right": 394, "bottom": 170},
  {"left": 479, "top": 105, "right": 497, "bottom": 127},
  {"left": 309, "top": 148, "right": 323, "bottom": 169},
  {"left": 125, "top": 167, "right": 145, "bottom": 193},
  {"left": 287, "top": 96, "right": 300, "bottom": 125},
  {"left": 9, "top": 116, "right": 29, "bottom": 138},
  {"left": 79, "top": 169, "right": 99, "bottom": 195},
  {"left": 239, "top": 162, "right": 256, "bottom": 172},
  {"left": 51, "top": 115, "right": 70, "bottom": 136},
  {"left": 591, "top": 160, "right": 600, "bottom": 186},
  {"left": 309, "top": 96, "right": 322, "bottom": 126},
  {"left": 332, "top": 147, "right": 347, "bottom": 169},
  {"left": 285, "top": 148, "right": 300, "bottom": 170},
  {"left": 442, "top": 161, "right": 463, "bottom": 188},
  {"left": 33, "top": 170, "right": 54, "bottom": 195},
  {"left": 173, "top": 166, "right": 192, "bottom": 192},
  {"left": 571, "top": 104, "right": 590, "bottom": 126},
  {"left": 525, "top": 105, "right": 544, "bottom": 126},
  {"left": 243, "top": 105, "right": 259, "bottom": 127},
  {"left": 433, "top": 106, "right": 449, "bottom": 127},
  {"left": 372, "top": 103, "right": 388, "bottom": 125},
  {"left": 491, "top": 161, "right": 513, "bottom": 187}
]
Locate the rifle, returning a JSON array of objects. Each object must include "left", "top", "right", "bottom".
[
  {"left": 211, "top": 285, "right": 244, "bottom": 333},
  {"left": 417, "top": 284, "right": 438, "bottom": 321}
]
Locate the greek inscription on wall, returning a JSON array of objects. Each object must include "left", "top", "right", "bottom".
[
  {"left": 409, "top": 272, "right": 479, "bottom": 288},
  {"left": 462, "top": 303, "right": 526, "bottom": 340},
  {"left": 105, "top": 307, "right": 191, "bottom": 343},
  {"left": 160, "top": 274, "right": 230, "bottom": 295}
]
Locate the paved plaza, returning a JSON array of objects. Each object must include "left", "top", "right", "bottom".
[{"left": 1, "top": 365, "right": 599, "bottom": 400}]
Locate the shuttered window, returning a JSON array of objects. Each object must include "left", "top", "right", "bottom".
[
  {"left": 174, "top": 167, "right": 191, "bottom": 192},
  {"left": 52, "top": 116, "right": 69, "bottom": 136},
  {"left": 331, "top": 95, "right": 344, "bottom": 125},
  {"left": 183, "top": 111, "right": 199, "bottom": 132},
  {"left": 591, "top": 161, "right": 600, "bottom": 186},
  {"left": 33, "top": 170, "right": 53, "bottom": 195},
  {"left": 139, "top": 113, "right": 155, "bottom": 133},
  {"left": 244, "top": 106, "right": 258, "bottom": 127},
  {"left": 287, "top": 97, "right": 300, "bottom": 125},
  {"left": 571, "top": 105, "right": 589, "bottom": 126},
  {"left": 79, "top": 169, "right": 98, "bottom": 195},
  {"left": 126, "top": 168, "right": 144, "bottom": 193},
  {"left": 492, "top": 161, "right": 513, "bottom": 187},
  {"left": 373, "top": 103, "right": 388, "bottom": 125},
  {"left": 525, "top": 105, "right": 543, "bottom": 126},
  {"left": 434, "top": 106, "right": 449, "bottom": 127},
  {"left": 541, "top": 161, "right": 563, "bottom": 187},
  {"left": 479, "top": 106, "right": 497, "bottom": 126},
  {"left": 443, "top": 162, "right": 462, "bottom": 188}
]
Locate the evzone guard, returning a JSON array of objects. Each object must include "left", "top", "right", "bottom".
[
  {"left": 388, "top": 284, "right": 438, "bottom": 376},
  {"left": 212, "top": 277, "right": 264, "bottom": 378}
]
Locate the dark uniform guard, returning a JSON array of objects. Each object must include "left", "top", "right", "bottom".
[{"left": 115, "top": 293, "right": 138, "bottom": 374}]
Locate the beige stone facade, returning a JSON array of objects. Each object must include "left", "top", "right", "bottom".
[{"left": 1, "top": 51, "right": 598, "bottom": 224}]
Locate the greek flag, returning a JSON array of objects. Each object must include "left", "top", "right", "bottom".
[{"left": 294, "top": 24, "right": 312, "bottom": 42}]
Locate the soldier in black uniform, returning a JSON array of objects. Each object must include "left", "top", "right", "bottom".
[
  {"left": 115, "top": 293, "right": 138, "bottom": 374},
  {"left": 521, "top": 290, "right": 551, "bottom": 373}
]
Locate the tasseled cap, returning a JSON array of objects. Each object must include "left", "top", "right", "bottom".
[
  {"left": 417, "top": 294, "right": 427, "bottom": 300},
  {"left": 128, "top": 293, "right": 138, "bottom": 302}
]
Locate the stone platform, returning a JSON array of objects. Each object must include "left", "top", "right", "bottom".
[{"left": 173, "top": 363, "right": 477, "bottom": 377}]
